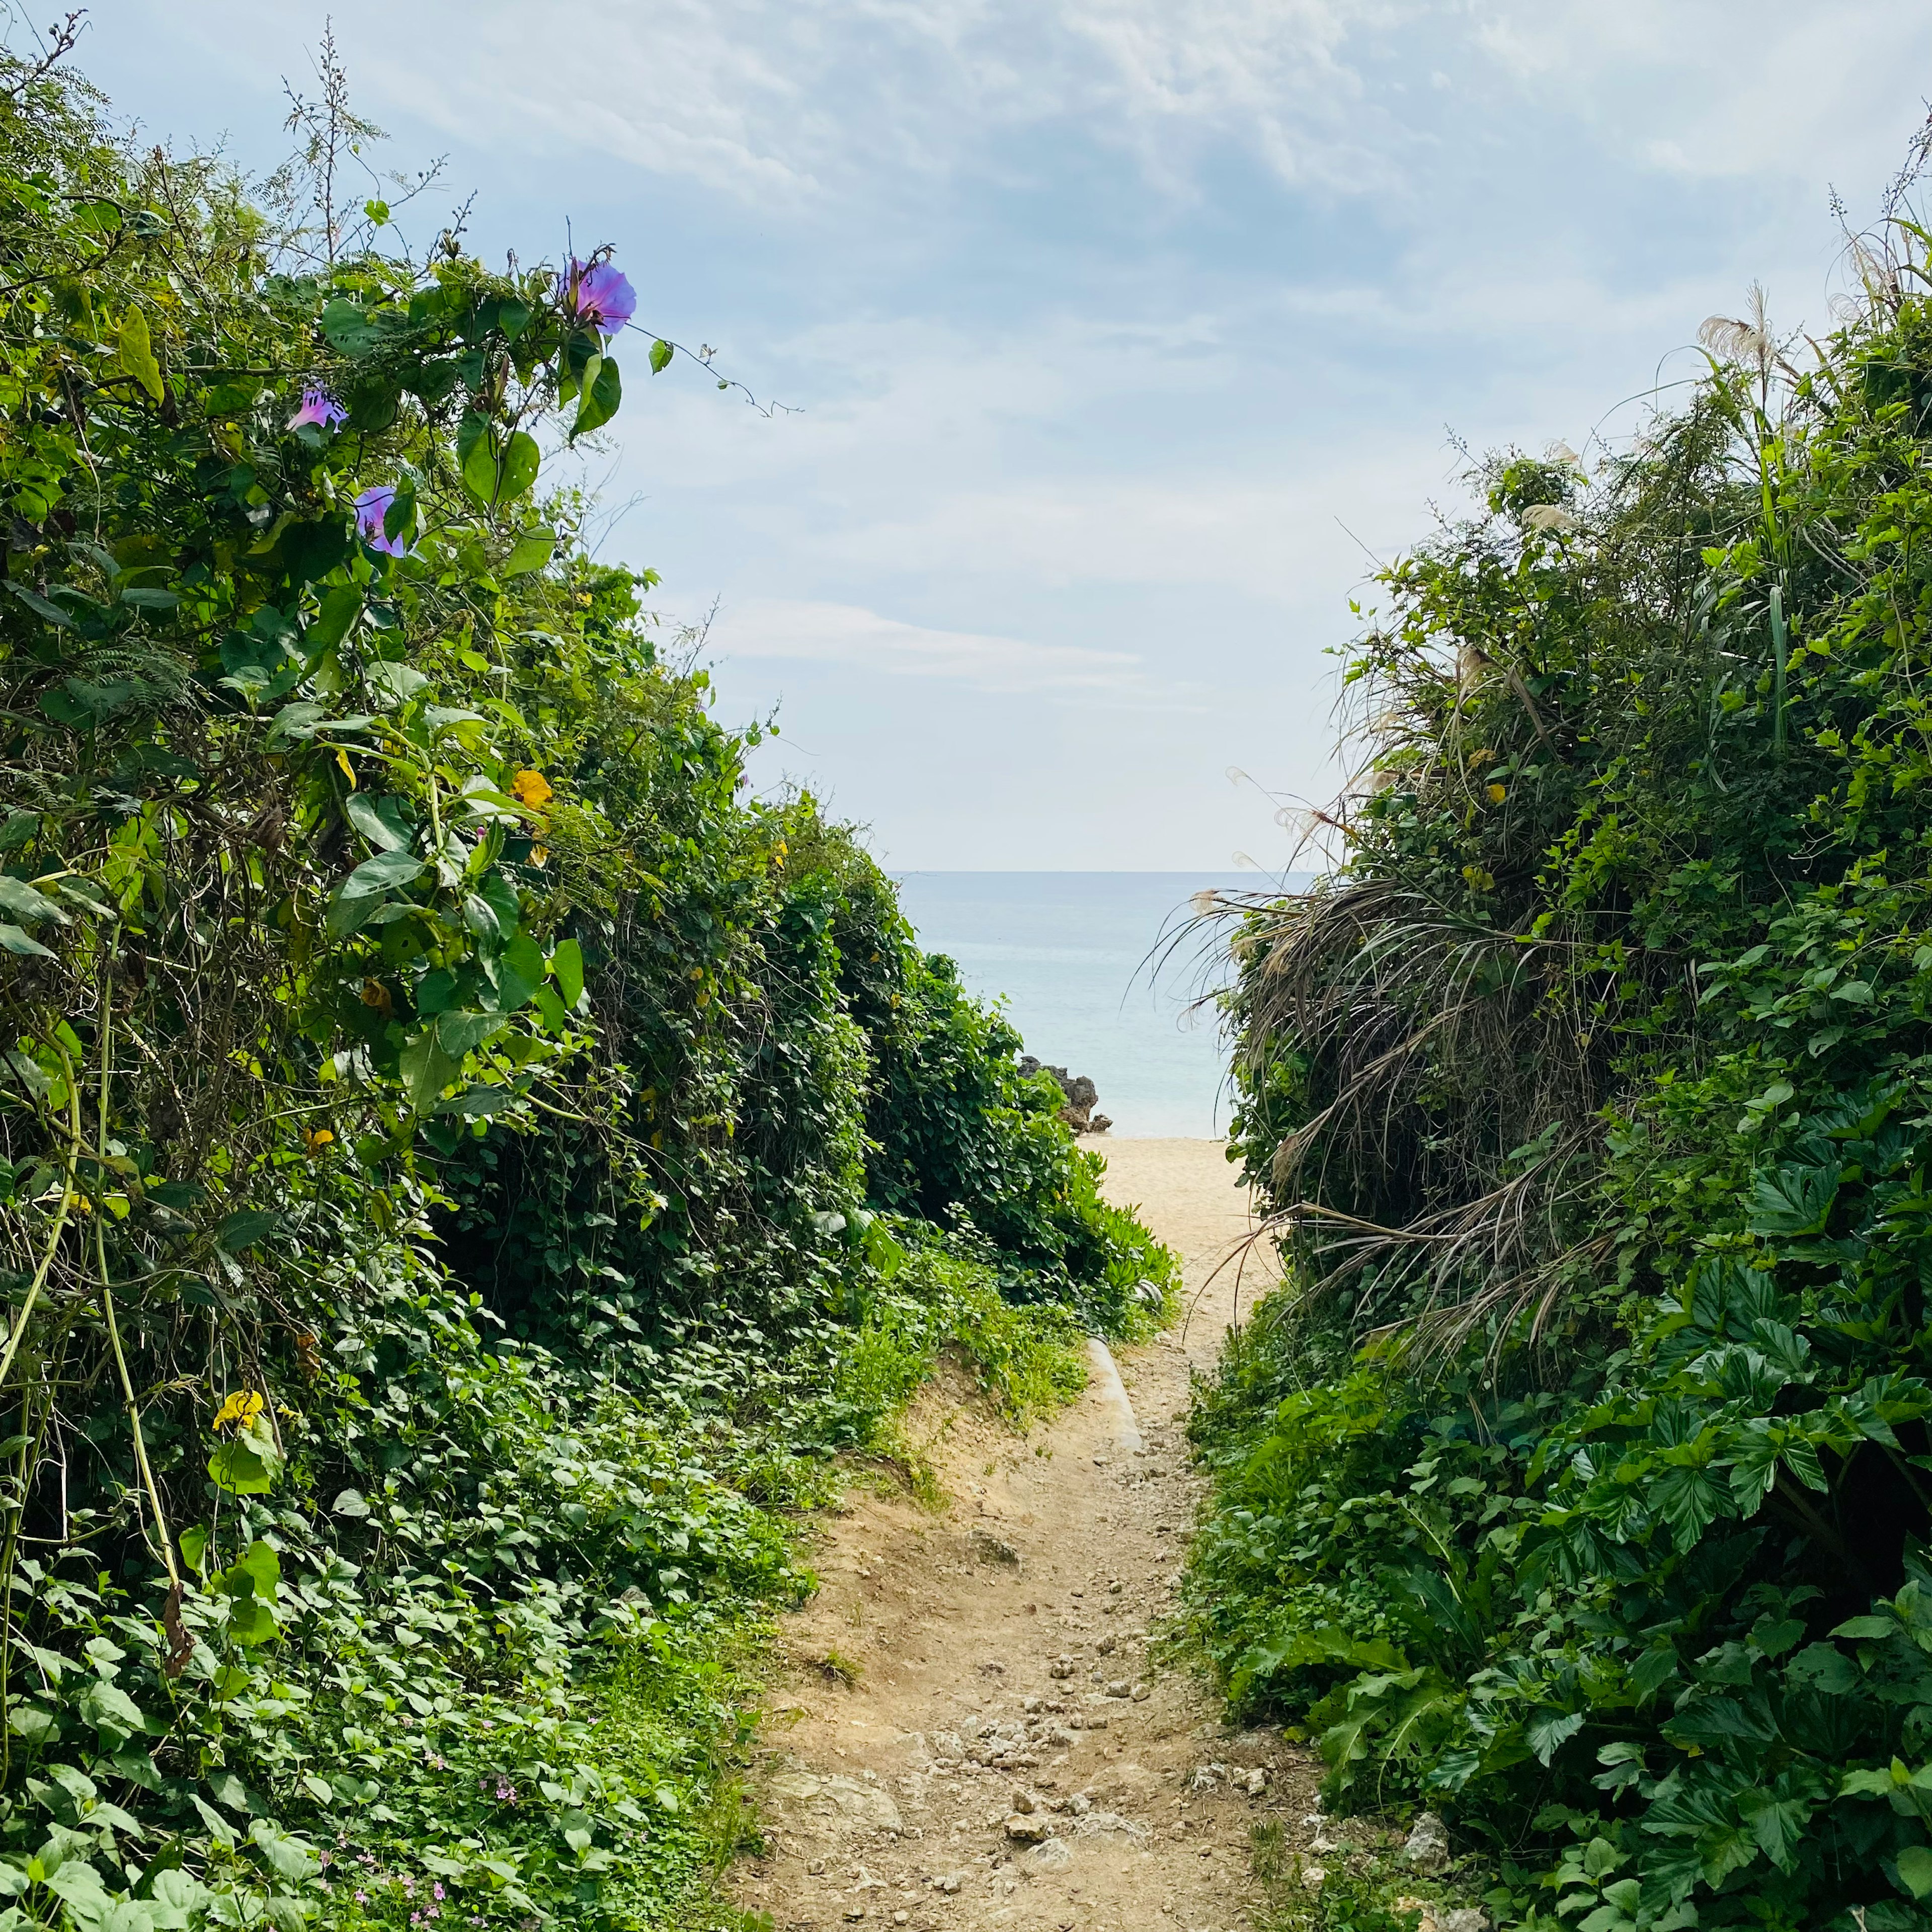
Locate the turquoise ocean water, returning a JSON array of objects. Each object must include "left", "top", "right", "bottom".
[{"left": 893, "top": 871, "right": 1300, "bottom": 1140}]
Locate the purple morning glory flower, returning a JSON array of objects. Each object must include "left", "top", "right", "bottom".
[
  {"left": 354, "top": 485, "right": 409, "bottom": 557},
  {"left": 565, "top": 258, "right": 636, "bottom": 338},
  {"left": 289, "top": 386, "right": 347, "bottom": 432}
]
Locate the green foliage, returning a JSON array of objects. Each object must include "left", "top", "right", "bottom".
[
  {"left": 1189, "top": 157, "right": 1932, "bottom": 1929},
  {"left": 0, "top": 45, "right": 1171, "bottom": 1932}
]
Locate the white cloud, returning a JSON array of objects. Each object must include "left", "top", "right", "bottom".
[
  {"left": 709, "top": 597, "right": 1198, "bottom": 703},
  {"left": 77, "top": 0, "right": 1932, "bottom": 866},
  {"left": 1468, "top": 0, "right": 1931, "bottom": 188},
  {"left": 144, "top": 0, "right": 1420, "bottom": 203}
]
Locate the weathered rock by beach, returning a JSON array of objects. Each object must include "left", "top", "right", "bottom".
[
  {"left": 1016, "top": 1056, "right": 1106, "bottom": 1132},
  {"left": 1403, "top": 1809, "right": 1452, "bottom": 1874}
]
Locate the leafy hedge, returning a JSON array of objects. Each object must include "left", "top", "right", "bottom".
[
  {"left": 1187, "top": 137, "right": 1932, "bottom": 1932},
  {"left": 0, "top": 46, "right": 1172, "bottom": 1932}
]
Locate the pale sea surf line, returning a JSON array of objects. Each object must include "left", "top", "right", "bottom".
[{"left": 893, "top": 871, "right": 1309, "bottom": 1140}]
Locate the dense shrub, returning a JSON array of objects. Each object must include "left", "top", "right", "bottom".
[
  {"left": 0, "top": 45, "right": 1171, "bottom": 1931},
  {"left": 1188, "top": 128, "right": 1932, "bottom": 1932}
]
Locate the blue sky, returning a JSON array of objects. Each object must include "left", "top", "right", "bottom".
[{"left": 53, "top": 1, "right": 1932, "bottom": 867}]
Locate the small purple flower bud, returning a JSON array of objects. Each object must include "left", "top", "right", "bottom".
[
  {"left": 564, "top": 258, "right": 636, "bottom": 339},
  {"left": 354, "top": 485, "right": 409, "bottom": 557},
  {"left": 289, "top": 386, "right": 347, "bottom": 432}
]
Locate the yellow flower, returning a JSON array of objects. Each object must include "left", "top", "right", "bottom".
[
  {"left": 511, "top": 769, "right": 554, "bottom": 809},
  {"left": 302, "top": 1126, "right": 335, "bottom": 1158},
  {"left": 212, "top": 1390, "right": 265, "bottom": 1433},
  {"left": 1486, "top": 782, "right": 1507, "bottom": 804},
  {"left": 360, "top": 978, "right": 393, "bottom": 1017},
  {"left": 529, "top": 844, "right": 549, "bottom": 868}
]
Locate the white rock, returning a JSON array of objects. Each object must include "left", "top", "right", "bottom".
[
  {"left": 1441, "top": 1913, "right": 1489, "bottom": 1932},
  {"left": 766, "top": 1769, "right": 904, "bottom": 1835},
  {"left": 1403, "top": 1810, "right": 1452, "bottom": 1875},
  {"left": 1073, "top": 1808, "right": 1150, "bottom": 1843},
  {"left": 1243, "top": 1767, "right": 1268, "bottom": 1796}
]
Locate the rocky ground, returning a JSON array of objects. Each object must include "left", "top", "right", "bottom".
[{"left": 730, "top": 1138, "right": 1323, "bottom": 1932}]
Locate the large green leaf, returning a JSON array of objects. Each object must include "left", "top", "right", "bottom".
[
  {"left": 573, "top": 356, "right": 621, "bottom": 437},
  {"left": 344, "top": 793, "right": 411, "bottom": 853},
  {"left": 1746, "top": 1162, "right": 1839, "bottom": 1237},
  {"left": 503, "top": 525, "right": 556, "bottom": 576},
  {"left": 461, "top": 431, "right": 503, "bottom": 507},
  {"left": 207, "top": 1433, "right": 276, "bottom": 1497},
  {"left": 550, "top": 937, "right": 585, "bottom": 1009},
  {"left": 501, "top": 430, "right": 540, "bottom": 501},
  {"left": 216, "top": 1210, "right": 277, "bottom": 1253},
  {"left": 1899, "top": 1843, "right": 1932, "bottom": 1899},
  {"left": 118, "top": 305, "right": 164, "bottom": 403},
  {"left": 0, "top": 922, "right": 53, "bottom": 958},
  {"left": 400, "top": 1029, "right": 458, "bottom": 1112},
  {"left": 1526, "top": 1708, "right": 1584, "bottom": 1765},
  {"left": 338, "top": 848, "right": 425, "bottom": 899},
  {"left": 0, "top": 877, "right": 58, "bottom": 925}
]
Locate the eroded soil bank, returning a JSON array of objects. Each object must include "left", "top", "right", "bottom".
[{"left": 733, "top": 1138, "right": 1315, "bottom": 1932}]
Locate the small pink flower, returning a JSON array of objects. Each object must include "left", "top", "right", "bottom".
[
  {"left": 354, "top": 485, "right": 410, "bottom": 557},
  {"left": 289, "top": 386, "right": 347, "bottom": 432}
]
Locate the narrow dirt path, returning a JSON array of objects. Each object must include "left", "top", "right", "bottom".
[{"left": 734, "top": 1138, "right": 1310, "bottom": 1932}]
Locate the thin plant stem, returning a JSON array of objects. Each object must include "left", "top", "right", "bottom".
[{"left": 0, "top": 1043, "right": 84, "bottom": 1394}]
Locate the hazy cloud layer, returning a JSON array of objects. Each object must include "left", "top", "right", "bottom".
[{"left": 71, "top": 0, "right": 1932, "bottom": 865}]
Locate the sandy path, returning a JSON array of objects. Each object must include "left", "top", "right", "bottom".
[{"left": 733, "top": 1138, "right": 1305, "bottom": 1932}]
